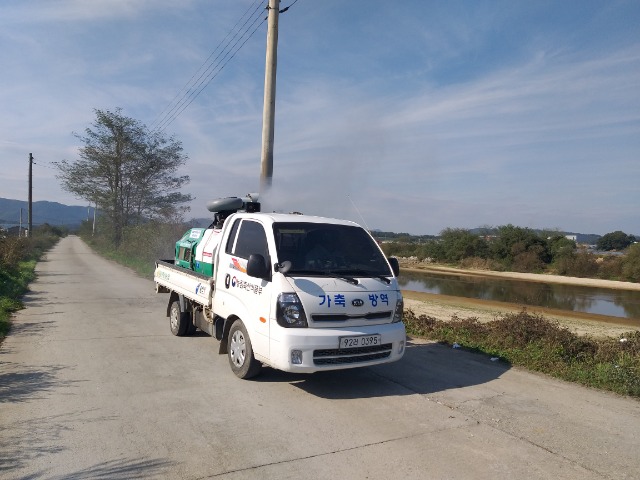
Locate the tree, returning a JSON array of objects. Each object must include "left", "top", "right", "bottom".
[
  {"left": 490, "top": 225, "right": 551, "bottom": 270},
  {"left": 547, "top": 235, "right": 576, "bottom": 262},
  {"left": 439, "top": 228, "right": 489, "bottom": 262},
  {"left": 55, "top": 108, "right": 192, "bottom": 247},
  {"left": 596, "top": 231, "right": 636, "bottom": 251}
]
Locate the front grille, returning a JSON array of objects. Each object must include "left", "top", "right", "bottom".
[
  {"left": 313, "top": 343, "right": 392, "bottom": 365},
  {"left": 312, "top": 311, "right": 392, "bottom": 322}
]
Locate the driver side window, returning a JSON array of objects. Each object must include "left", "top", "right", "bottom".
[{"left": 233, "top": 220, "right": 269, "bottom": 260}]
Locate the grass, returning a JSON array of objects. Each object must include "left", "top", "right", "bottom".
[
  {"left": 0, "top": 261, "right": 37, "bottom": 339},
  {"left": 92, "top": 246, "right": 157, "bottom": 277},
  {"left": 404, "top": 309, "right": 640, "bottom": 397}
]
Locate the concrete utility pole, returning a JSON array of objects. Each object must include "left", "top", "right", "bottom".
[
  {"left": 260, "top": 0, "right": 280, "bottom": 193},
  {"left": 28, "top": 153, "right": 33, "bottom": 238}
]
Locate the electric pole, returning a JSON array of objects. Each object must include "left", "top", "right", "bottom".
[
  {"left": 260, "top": 0, "right": 280, "bottom": 193},
  {"left": 28, "top": 153, "right": 33, "bottom": 238}
]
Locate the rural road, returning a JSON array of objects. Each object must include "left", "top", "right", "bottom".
[{"left": 1, "top": 235, "right": 639, "bottom": 480}]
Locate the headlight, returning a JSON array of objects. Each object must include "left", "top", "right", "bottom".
[
  {"left": 276, "top": 293, "right": 308, "bottom": 328},
  {"left": 393, "top": 293, "right": 403, "bottom": 323}
]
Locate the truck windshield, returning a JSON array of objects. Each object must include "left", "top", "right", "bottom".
[{"left": 273, "top": 222, "right": 392, "bottom": 277}]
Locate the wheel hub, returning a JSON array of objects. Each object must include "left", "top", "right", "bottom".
[{"left": 230, "top": 329, "right": 246, "bottom": 367}]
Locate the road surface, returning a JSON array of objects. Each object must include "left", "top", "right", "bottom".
[{"left": 1, "top": 236, "right": 639, "bottom": 479}]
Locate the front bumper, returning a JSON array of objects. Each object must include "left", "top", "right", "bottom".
[{"left": 267, "top": 322, "right": 406, "bottom": 373}]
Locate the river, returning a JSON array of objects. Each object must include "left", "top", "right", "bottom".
[{"left": 398, "top": 270, "right": 640, "bottom": 321}]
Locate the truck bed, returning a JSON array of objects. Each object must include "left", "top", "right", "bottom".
[{"left": 154, "top": 260, "right": 213, "bottom": 307}]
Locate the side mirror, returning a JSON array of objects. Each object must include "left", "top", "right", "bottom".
[
  {"left": 388, "top": 257, "right": 400, "bottom": 277},
  {"left": 247, "top": 254, "right": 270, "bottom": 280},
  {"left": 274, "top": 260, "right": 292, "bottom": 274}
]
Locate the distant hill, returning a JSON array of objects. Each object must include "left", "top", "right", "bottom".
[{"left": 0, "top": 197, "right": 90, "bottom": 228}]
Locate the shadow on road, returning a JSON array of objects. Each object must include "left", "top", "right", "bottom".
[
  {"left": 0, "top": 409, "right": 117, "bottom": 475},
  {"left": 255, "top": 339, "right": 510, "bottom": 399},
  {"left": 22, "top": 458, "right": 176, "bottom": 480},
  {"left": 0, "top": 363, "right": 84, "bottom": 404}
]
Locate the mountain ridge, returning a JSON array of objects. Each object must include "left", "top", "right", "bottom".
[{"left": 0, "top": 197, "right": 90, "bottom": 228}]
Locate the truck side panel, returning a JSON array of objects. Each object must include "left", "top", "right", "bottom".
[{"left": 154, "top": 260, "right": 213, "bottom": 307}]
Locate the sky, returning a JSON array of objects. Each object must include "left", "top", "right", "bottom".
[{"left": 1, "top": 0, "right": 638, "bottom": 236}]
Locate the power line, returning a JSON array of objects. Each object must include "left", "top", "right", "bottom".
[
  {"left": 150, "top": 1, "right": 267, "bottom": 132},
  {"left": 33, "top": 161, "right": 56, "bottom": 171},
  {"left": 149, "top": 0, "right": 264, "bottom": 131},
  {"left": 279, "top": 0, "right": 301, "bottom": 14},
  {"left": 153, "top": 10, "right": 266, "bottom": 132}
]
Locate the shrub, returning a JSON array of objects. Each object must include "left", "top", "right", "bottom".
[
  {"left": 0, "top": 237, "right": 25, "bottom": 269},
  {"left": 622, "top": 244, "right": 640, "bottom": 282},
  {"left": 554, "top": 252, "right": 599, "bottom": 277},
  {"left": 459, "top": 256, "right": 501, "bottom": 270},
  {"left": 597, "top": 256, "right": 624, "bottom": 280}
]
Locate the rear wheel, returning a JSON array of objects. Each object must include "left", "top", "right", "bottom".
[
  {"left": 227, "top": 320, "right": 262, "bottom": 379},
  {"left": 169, "top": 300, "right": 189, "bottom": 336}
]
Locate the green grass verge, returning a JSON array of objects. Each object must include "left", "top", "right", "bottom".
[
  {"left": 0, "top": 260, "right": 37, "bottom": 341},
  {"left": 404, "top": 309, "right": 640, "bottom": 397},
  {"left": 97, "top": 248, "right": 156, "bottom": 278}
]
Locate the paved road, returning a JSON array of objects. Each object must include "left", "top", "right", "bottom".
[{"left": 1, "top": 236, "right": 639, "bottom": 479}]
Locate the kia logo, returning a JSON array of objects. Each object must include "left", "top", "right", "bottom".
[{"left": 352, "top": 299, "right": 364, "bottom": 307}]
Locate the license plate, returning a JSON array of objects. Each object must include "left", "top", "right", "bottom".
[{"left": 339, "top": 334, "right": 381, "bottom": 349}]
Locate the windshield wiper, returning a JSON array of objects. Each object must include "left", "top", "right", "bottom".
[
  {"left": 334, "top": 269, "right": 391, "bottom": 284},
  {"left": 327, "top": 271, "right": 359, "bottom": 285},
  {"left": 286, "top": 269, "right": 359, "bottom": 285}
]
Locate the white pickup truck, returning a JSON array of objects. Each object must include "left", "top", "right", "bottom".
[{"left": 154, "top": 202, "right": 406, "bottom": 379}]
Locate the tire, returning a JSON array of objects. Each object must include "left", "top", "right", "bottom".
[
  {"left": 227, "top": 320, "right": 262, "bottom": 379},
  {"left": 169, "top": 300, "right": 189, "bottom": 336}
]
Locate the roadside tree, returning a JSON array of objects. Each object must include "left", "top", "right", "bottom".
[
  {"left": 55, "top": 108, "right": 192, "bottom": 247},
  {"left": 597, "top": 231, "right": 636, "bottom": 251}
]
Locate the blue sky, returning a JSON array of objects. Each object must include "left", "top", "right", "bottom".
[{"left": 1, "top": 0, "right": 638, "bottom": 235}]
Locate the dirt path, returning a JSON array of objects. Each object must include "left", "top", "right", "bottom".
[{"left": 401, "top": 265, "right": 639, "bottom": 337}]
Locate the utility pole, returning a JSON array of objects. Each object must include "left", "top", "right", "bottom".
[
  {"left": 28, "top": 153, "right": 33, "bottom": 238},
  {"left": 260, "top": 0, "right": 280, "bottom": 193}
]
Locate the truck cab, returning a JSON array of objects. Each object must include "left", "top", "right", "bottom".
[{"left": 212, "top": 212, "right": 405, "bottom": 377}]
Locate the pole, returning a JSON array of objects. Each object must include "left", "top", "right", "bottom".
[
  {"left": 260, "top": 0, "right": 280, "bottom": 193},
  {"left": 19, "top": 208, "right": 23, "bottom": 237},
  {"left": 28, "top": 153, "right": 33, "bottom": 238}
]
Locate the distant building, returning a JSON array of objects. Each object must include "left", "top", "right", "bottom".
[{"left": 565, "top": 234, "right": 577, "bottom": 242}]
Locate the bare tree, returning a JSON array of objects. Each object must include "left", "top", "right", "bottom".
[{"left": 55, "top": 108, "right": 192, "bottom": 246}]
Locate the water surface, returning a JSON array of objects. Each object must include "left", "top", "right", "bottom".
[{"left": 398, "top": 270, "right": 640, "bottom": 321}]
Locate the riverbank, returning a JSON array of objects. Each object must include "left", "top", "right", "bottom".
[
  {"left": 402, "top": 263, "right": 640, "bottom": 290},
  {"left": 400, "top": 264, "right": 639, "bottom": 338}
]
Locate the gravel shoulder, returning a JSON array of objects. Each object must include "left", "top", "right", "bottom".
[{"left": 401, "top": 265, "right": 640, "bottom": 338}]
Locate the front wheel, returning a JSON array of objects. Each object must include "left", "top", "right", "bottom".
[
  {"left": 169, "top": 300, "right": 189, "bottom": 336},
  {"left": 227, "top": 320, "right": 262, "bottom": 379}
]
